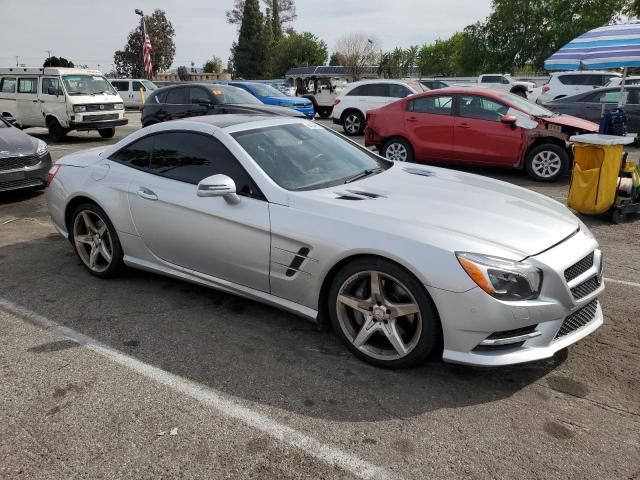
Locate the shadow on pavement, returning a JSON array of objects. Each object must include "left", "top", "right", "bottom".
[{"left": 0, "top": 235, "right": 567, "bottom": 422}]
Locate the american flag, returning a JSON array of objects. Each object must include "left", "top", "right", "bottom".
[{"left": 142, "top": 20, "right": 153, "bottom": 78}]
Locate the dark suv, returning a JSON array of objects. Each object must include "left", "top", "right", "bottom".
[{"left": 141, "top": 83, "right": 306, "bottom": 127}]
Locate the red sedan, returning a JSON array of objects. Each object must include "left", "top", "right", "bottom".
[{"left": 364, "top": 87, "right": 598, "bottom": 182}]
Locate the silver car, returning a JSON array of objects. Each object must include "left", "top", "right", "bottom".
[{"left": 46, "top": 115, "right": 604, "bottom": 368}]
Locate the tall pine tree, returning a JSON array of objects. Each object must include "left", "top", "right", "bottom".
[
  {"left": 232, "top": 0, "right": 267, "bottom": 78},
  {"left": 272, "top": 0, "right": 282, "bottom": 41}
]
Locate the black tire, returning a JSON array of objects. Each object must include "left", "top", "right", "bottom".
[
  {"left": 98, "top": 127, "right": 115, "bottom": 139},
  {"left": 317, "top": 106, "right": 332, "bottom": 119},
  {"left": 70, "top": 203, "right": 124, "bottom": 278},
  {"left": 611, "top": 209, "right": 626, "bottom": 224},
  {"left": 47, "top": 118, "right": 68, "bottom": 142},
  {"left": 381, "top": 137, "right": 415, "bottom": 163},
  {"left": 512, "top": 89, "right": 527, "bottom": 98},
  {"left": 328, "top": 257, "right": 440, "bottom": 369},
  {"left": 342, "top": 110, "right": 365, "bottom": 136},
  {"left": 525, "top": 143, "right": 568, "bottom": 182}
]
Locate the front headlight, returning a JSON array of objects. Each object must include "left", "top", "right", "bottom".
[
  {"left": 456, "top": 252, "right": 542, "bottom": 301},
  {"left": 114, "top": 103, "right": 124, "bottom": 110},
  {"left": 34, "top": 139, "right": 48, "bottom": 157},
  {"left": 73, "top": 105, "right": 87, "bottom": 113}
]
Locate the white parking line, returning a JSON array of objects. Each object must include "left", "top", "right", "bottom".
[
  {"left": 604, "top": 277, "right": 640, "bottom": 289},
  {"left": 0, "top": 297, "right": 398, "bottom": 480}
]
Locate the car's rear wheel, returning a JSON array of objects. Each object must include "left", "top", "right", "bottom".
[
  {"left": 47, "top": 118, "right": 67, "bottom": 142},
  {"left": 71, "top": 203, "right": 123, "bottom": 278},
  {"left": 525, "top": 144, "right": 568, "bottom": 182},
  {"left": 317, "top": 106, "right": 332, "bottom": 118},
  {"left": 329, "top": 258, "right": 439, "bottom": 368},
  {"left": 381, "top": 138, "right": 414, "bottom": 162},
  {"left": 342, "top": 111, "right": 365, "bottom": 136},
  {"left": 98, "top": 127, "right": 115, "bottom": 139}
]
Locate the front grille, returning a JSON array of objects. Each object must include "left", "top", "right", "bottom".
[
  {"left": 84, "top": 104, "right": 116, "bottom": 112},
  {"left": 0, "top": 177, "right": 43, "bottom": 191},
  {"left": 0, "top": 156, "right": 40, "bottom": 172},
  {"left": 83, "top": 113, "right": 118, "bottom": 122},
  {"left": 564, "top": 252, "right": 594, "bottom": 282},
  {"left": 555, "top": 300, "right": 599, "bottom": 339},
  {"left": 571, "top": 276, "right": 600, "bottom": 300}
]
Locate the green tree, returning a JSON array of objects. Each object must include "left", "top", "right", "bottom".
[
  {"left": 231, "top": 0, "right": 268, "bottom": 79},
  {"left": 378, "top": 46, "right": 419, "bottom": 78},
  {"left": 43, "top": 56, "right": 74, "bottom": 68},
  {"left": 272, "top": 0, "right": 283, "bottom": 41},
  {"left": 418, "top": 38, "right": 458, "bottom": 76},
  {"left": 329, "top": 52, "right": 343, "bottom": 66},
  {"left": 203, "top": 56, "right": 223, "bottom": 74},
  {"left": 113, "top": 9, "right": 175, "bottom": 77},
  {"left": 226, "top": 0, "right": 296, "bottom": 31},
  {"left": 271, "top": 31, "right": 328, "bottom": 77},
  {"left": 176, "top": 66, "right": 189, "bottom": 80}
]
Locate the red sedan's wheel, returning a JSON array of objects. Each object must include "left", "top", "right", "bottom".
[{"left": 381, "top": 138, "right": 414, "bottom": 162}]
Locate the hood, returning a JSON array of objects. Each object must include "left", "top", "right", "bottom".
[
  {"left": 224, "top": 103, "right": 306, "bottom": 118},
  {"left": 267, "top": 96, "right": 312, "bottom": 107},
  {"left": 0, "top": 126, "right": 37, "bottom": 157},
  {"left": 292, "top": 164, "right": 579, "bottom": 259},
  {"left": 542, "top": 114, "right": 598, "bottom": 132}
]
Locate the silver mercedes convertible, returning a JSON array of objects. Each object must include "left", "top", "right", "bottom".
[{"left": 46, "top": 115, "right": 604, "bottom": 368}]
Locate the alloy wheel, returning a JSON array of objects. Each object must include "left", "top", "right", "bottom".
[
  {"left": 344, "top": 114, "right": 361, "bottom": 135},
  {"left": 385, "top": 142, "right": 408, "bottom": 162},
  {"left": 73, "top": 210, "right": 114, "bottom": 273},
  {"left": 531, "top": 150, "right": 562, "bottom": 179},
  {"left": 336, "top": 270, "right": 423, "bottom": 361}
]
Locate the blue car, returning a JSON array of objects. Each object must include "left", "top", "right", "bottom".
[{"left": 228, "top": 81, "right": 315, "bottom": 118}]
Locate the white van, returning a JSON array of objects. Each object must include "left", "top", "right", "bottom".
[
  {"left": 0, "top": 67, "right": 127, "bottom": 141},
  {"left": 109, "top": 78, "right": 158, "bottom": 108}
]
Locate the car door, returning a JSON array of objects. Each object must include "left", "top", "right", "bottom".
[
  {"left": 16, "top": 77, "right": 42, "bottom": 127},
  {"left": 132, "top": 81, "right": 149, "bottom": 107},
  {"left": 188, "top": 86, "right": 216, "bottom": 116},
  {"left": 40, "top": 77, "right": 66, "bottom": 122},
  {"left": 123, "top": 130, "right": 270, "bottom": 292},
  {"left": 404, "top": 94, "right": 455, "bottom": 161},
  {"left": 452, "top": 94, "right": 524, "bottom": 166},
  {"left": 111, "top": 81, "right": 132, "bottom": 107}
]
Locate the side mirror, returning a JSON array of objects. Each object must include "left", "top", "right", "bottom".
[
  {"left": 197, "top": 174, "right": 239, "bottom": 204},
  {"left": 501, "top": 115, "right": 518, "bottom": 126}
]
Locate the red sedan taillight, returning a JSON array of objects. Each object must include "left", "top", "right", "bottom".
[{"left": 47, "top": 164, "right": 61, "bottom": 186}]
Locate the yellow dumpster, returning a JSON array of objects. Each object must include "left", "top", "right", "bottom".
[{"left": 567, "top": 134, "right": 634, "bottom": 215}]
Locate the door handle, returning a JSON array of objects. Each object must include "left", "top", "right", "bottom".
[
  {"left": 457, "top": 123, "right": 471, "bottom": 129},
  {"left": 407, "top": 116, "right": 418, "bottom": 123},
  {"left": 137, "top": 187, "right": 158, "bottom": 201}
]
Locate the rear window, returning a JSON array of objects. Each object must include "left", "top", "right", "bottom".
[
  {"left": 559, "top": 74, "right": 613, "bottom": 86},
  {"left": 408, "top": 95, "right": 453, "bottom": 115},
  {"left": 347, "top": 83, "right": 388, "bottom": 97},
  {"left": 0, "top": 77, "right": 16, "bottom": 93},
  {"left": 112, "top": 81, "right": 129, "bottom": 92}
]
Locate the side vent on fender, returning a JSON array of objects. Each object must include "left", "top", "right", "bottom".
[
  {"left": 286, "top": 247, "right": 311, "bottom": 277},
  {"left": 334, "top": 189, "right": 386, "bottom": 200},
  {"left": 403, "top": 166, "right": 434, "bottom": 177}
]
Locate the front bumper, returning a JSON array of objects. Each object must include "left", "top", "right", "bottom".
[
  {"left": 69, "top": 118, "right": 128, "bottom": 130},
  {"left": 0, "top": 153, "right": 51, "bottom": 192},
  {"left": 431, "top": 229, "right": 604, "bottom": 366},
  {"left": 291, "top": 106, "right": 315, "bottom": 118}
]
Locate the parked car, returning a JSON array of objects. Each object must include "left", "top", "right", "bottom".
[
  {"left": 0, "top": 67, "right": 127, "bottom": 141},
  {"left": 332, "top": 79, "right": 425, "bottom": 136},
  {"left": 365, "top": 87, "right": 598, "bottom": 182},
  {"left": 141, "top": 83, "right": 306, "bottom": 127},
  {"left": 420, "top": 79, "right": 450, "bottom": 90},
  {"left": 110, "top": 78, "right": 158, "bottom": 109},
  {"left": 476, "top": 74, "right": 536, "bottom": 97},
  {"left": 534, "top": 71, "right": 620, "bottom": 104},
  {"left": 0, "top": 116, "right": 51, "bottom": 192},
  {"left": 605, "top": 75, "right": 640, "bottom": 87},
  {"left": 227, "top": 81, "right": 315, "bottom": 118},
  {"left": 544, "top": 86, "right": 640, "bottom": 135},
  {"left": 46, "top": 115, "right": 604, "bottom": 368}
]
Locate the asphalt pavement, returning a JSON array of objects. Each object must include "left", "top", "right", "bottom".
[{"left": 0, "top": 112, "right": 638, "bottom": 479}]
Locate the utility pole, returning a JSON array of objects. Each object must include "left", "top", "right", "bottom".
[
  {"left": 46, "top": 50, "right": 52, "bottom": 61},
  {"left": 15, "top": 56, "right": 19, "bottom": 67}
]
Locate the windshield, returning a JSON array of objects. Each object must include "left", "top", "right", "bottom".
[
  {"left": 249, "top": 83, "right": 286, "bottom": 97},
  {"left": 498, "top": 92, "right": 555, "bottom": 117},
  {"left": 142, "top": 80, "right": 158, "bottom": 91},
  {"left": 62, "top": 74, "right": 117, "bottom": 96},
  {"left": 211, "top": 85, "right": 262, "bottom": 104},
  {"left": 232, "top": 123, "right": 390, "bottom": 191}
]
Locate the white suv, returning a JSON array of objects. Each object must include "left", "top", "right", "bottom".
[
  {"left": 534, "top": 71, "right": 620, "bottom": 104},
  {"left": 332, "top": 79, "right": 424, "bottom": 135}
]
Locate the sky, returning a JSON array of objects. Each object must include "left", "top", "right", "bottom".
[{"left": 0, "top": 0, "right": 492, "bottom": 72}]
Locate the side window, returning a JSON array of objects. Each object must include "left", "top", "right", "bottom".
[
  {"left": 558, "top": 75, "right": 578, "bottom": 85},
  {"left": 112, "top": 81, "right": 130, "bottom": 92},
  {"left": 408, "top": 95, "right": 453, "bottom": 115},
  {"left": 459, "top": 95, "right": 508, "bottom": 121},
  {"left": 501, "top": 77, "right": 510, "bottom": 84},
  {"left": 0, "top": 77, "right": 17, "bottom": 93},
  {"left": 165, "top": 87, "right": 187, "bottom": 104},
  {"left": 148, "top": 132, "right": 262, "bottom": 198},
  {"left": 189, "top": 87, "right": 210, "bottom": 104},
  {"left": 153, "top": 90, "right": 168, "bottom": 104},
  {"left": 481, "top": 76, "right": 501, "bottom": 84},
  {"left": 17, "top": 78, "right": 38, "bottom": 94},
  {"left": 598, "top": 91, "right": 620, "bottom": 104},
  {"left": 42, "top": 78, "right": 62, "bottom": 96},
  {"left": 347, "top": 85, "right": 367, "bottom": 96},
  {"left": 389, "top": 84, "right": 412, "bottom": 98},
  {"left": 132, "top": 81, "right": 145, "bottom": 92},
  {"left": 367, "top": 84, "right": 388, "bottom": 97},
  {"left": 109, "top": 135, "right": 154, "bottom": 169}
]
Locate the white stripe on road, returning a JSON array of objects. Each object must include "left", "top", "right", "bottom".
[
  {"left": 604, "top": 277, "right": 640, "bottom": 289},
  {"left": 0, "top": 297, "right": 398, "bottom": 480}
]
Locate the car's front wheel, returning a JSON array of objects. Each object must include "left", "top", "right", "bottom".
[
  {"left": 71, "top": 203, "right": 123, "bottom": 278},
  {"left": 98, "top": 127, "right": 115, "bottom": 139},
  {"left": 525, "top": 144, "right": 568, "bottom": 182},
  {"left": 381, "top": 138, "right": 414, "bottom": 162},
  {"left": 342, "top": 111, "right": 365, "bottom": 136},
  {"left": 47, "top": 118, "right": 67, "bottom": 142},
  {"left": 329, "top": 258, "right": 439, "bottom": 368}
]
